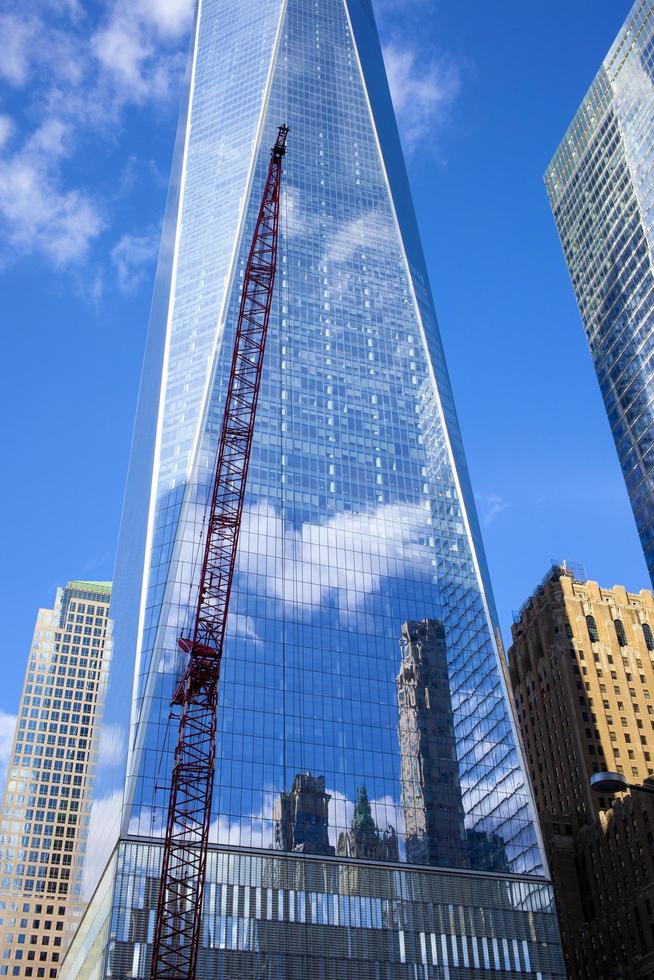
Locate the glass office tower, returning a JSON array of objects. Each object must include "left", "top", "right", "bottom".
[
  {"left": 61, "top": 1, "right": 564, "bottom": 976},
  {"left": 546, "top": 0, "right": 654, "bottom": 586}
]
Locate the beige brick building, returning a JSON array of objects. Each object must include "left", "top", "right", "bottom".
[
  {"left": 0, "top": 582, "right": 112, "bottom": 978},
  {"left": 509, "top": 565, "right": 654, "bottom": 979}
]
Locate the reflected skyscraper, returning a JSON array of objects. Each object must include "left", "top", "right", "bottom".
[
  {"left": 274, "top": 773, "right": 335, "bottom": 856},
  {"left": 397, "top": 619, "right": 467, "bottom": 868},
  {"left": 546, "top": 0, "right": 654, "bottom": 586},
  {"left": 61, "top": 0, "right": 564, "bottom": 976},
  {"left": 337, "top": 786, "right": 399, "bottom": 862}
]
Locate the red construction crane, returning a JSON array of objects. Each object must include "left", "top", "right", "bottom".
[{"left": 150, "top": 123, "right": 288, "bottom": 980}]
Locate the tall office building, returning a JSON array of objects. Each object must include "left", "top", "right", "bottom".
[
  {"left": 61, "top": 1, "right": 564, "bottom": 976},
  {"left": 509, "top": 564, "right": 654, "bottom": 978},
  {"left": 0, "top": 581, "right": 112, "bottom": 979},
  {"left": 546, "top": 0, "right": 654, "bottom": 586}
]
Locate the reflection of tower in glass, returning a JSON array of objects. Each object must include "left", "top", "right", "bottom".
[
  {"left": 274, "top": 773, "right": 335, "bottom": 856},
  {"left": 336, "top": 786, "right": 398, "bottom": 862},
  {"left": 397, "top": 619, "right": 468, "bottom": 867}
]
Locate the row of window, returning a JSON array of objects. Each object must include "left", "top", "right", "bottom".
[
  {"left": 0, "top": 967, "right": 56, "bottom": 977},
  {"left": 584, "top": 615, "right": 654, "bottom": 649}
]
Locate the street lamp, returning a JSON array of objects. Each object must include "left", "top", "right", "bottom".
[{"left": 590, "top": 771, "right": 654, "bottom": 796}]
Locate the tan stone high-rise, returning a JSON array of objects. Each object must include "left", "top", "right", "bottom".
[
  {"left": 0, "top": 582, "right": 112, "bottom": 979},
  {"left": 509, "top": 565, "right": 654, "bottom": 979}
]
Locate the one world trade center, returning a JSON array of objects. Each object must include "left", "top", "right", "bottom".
[{"left": 61, "top": 1, "right": 565, "bottom": 976}]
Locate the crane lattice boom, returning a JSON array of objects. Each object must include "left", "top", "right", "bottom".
[{"left": 150, "top": 124, "right": 288, "bottom": 980}]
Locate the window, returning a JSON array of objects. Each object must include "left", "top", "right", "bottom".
[
  {"left": 643, "top": 623, "right": 654, "bottom": 651},
  {"left": 615, "top": 620, "right": 627, "bottom": 647},
  {"left": 587, "top": 616, "right": 599, "bottom": 642}
]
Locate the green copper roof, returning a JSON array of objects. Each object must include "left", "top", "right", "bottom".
[{"left": 67, "top": 580, "right": 112, "bottom": 594}]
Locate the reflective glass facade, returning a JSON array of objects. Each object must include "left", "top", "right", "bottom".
[
  {"left": 546, "top": 0, "right": 654, "bottom": 585},
  {"left": 66, "top": 0, "right": 564, "bottom": 975},
  {"left": 68, "top": 842, "right": 564, "bottom": 979}
]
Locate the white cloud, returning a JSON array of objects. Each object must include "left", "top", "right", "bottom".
[
  {"left": 111, "top": 227, "right": 160, "bottom": 291},
  {"left": 91, "top": 0, "right": 192, "bottom": 107},
  {"left": 0, "top": 121, "right": 105, "bottom": 265},
  {"left": 370, "top": 793, "right": 405, "bottom": 833},
  {"left": 239, "top": 500, "right": 432, "bottom": 622},
  {"left": 0, "top": 8, "right": 89, "bottom": 91},
  {"left": 136, "top": 0, "right": 195, "bottom": 38},
  {"left": 325, "top": 209, "right": 395, "bottom": 264},
  {"left": 209, "top": 790, "right": 277, "bottom": 848},
  {"left": 0, "top": 0, "right": 193, "bottom": 271},
  {"left": 477, "top": 493, "right": 510, "bottom": 527},
  {"left": 228, "top": 613, "right": 261, "bottom": 642},
  {"left": 0, "top": 711, "right": 17, "bottom": 788},
  {"left": 282, "top": 185, "right": 311, "bottom": 240},
  {"left": 0, "top": 115, "right": 13, "bottom": 149},
  {"left": 83, "top": 788, "right": 123, "bottom": 898},
  {"left": 383, "top": 41, "right": 460, "bottom": 151},
  {"left": 326, "top": 789, "right": 354, "bottom": 847},
  {"left": 98, "top": 722, "right": 127, "bottom": 768},
  {"left": 0, "top": 14, "right": 38, "bottom": 85},
  {"left": 128, "top": 804, "right": 166, "bottom": 838}
]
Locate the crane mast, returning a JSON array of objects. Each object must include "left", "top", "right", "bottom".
[{"left": 150, "top": 124, "right": 288, "bottom": 980}]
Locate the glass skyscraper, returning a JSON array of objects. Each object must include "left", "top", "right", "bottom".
[
  {"left": 61, "top": 1, "right": 564, "bottom": 976},
  {"left": 546, "top": 0, "right": 654, "bottom": 587}
]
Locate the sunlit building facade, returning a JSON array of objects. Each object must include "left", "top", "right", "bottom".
[
  {"left": 61, "top": 0, "right": 564, "bottom": 976},
  {"left": 509, "top": 565, "right": 654, "bottom": 978},
  {"left": 0, "top": 581, "right": 112, "bottom": 979},
  {"left": 546, "top": 0, "right": 654, "bottom": 586}
]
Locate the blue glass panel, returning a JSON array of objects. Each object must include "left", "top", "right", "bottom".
[{"left": 99, "top": 0, "right": 544, "bottom": 882}]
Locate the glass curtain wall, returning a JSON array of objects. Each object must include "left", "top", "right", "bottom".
[
  {"left": 546, "top": 0, "right": 654, "bottom": 585},
  {"left": 67, "top": 0, "right": 565, "bottom": 976},
  {"left": 112, "top": 0, "right": 545, "bottom": 879}
]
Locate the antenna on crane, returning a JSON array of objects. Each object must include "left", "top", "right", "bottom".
[{"left": 150, "top": 124, "right": 289, "bottom": 980}]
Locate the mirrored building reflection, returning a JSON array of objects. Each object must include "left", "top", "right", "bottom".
[
  {"left": 397, "top": 619, "right": 467, "bottom": 868},
  {"left": 274, "top": 773, "right": 335, "bottom": 856},
  {"left": 337, "top": 786, "right": 399, "bottom": 862},
  {"left": 60, "top": 0, "right": 564, "bottom": 975}
]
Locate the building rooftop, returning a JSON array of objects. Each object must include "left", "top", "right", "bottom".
[{"left": 67, "top": 580, "right": 112, "bottom": 594}]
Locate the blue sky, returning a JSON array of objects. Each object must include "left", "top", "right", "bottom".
[{"left": 0, "top": 0, "right": 645, "bottom": 763}]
